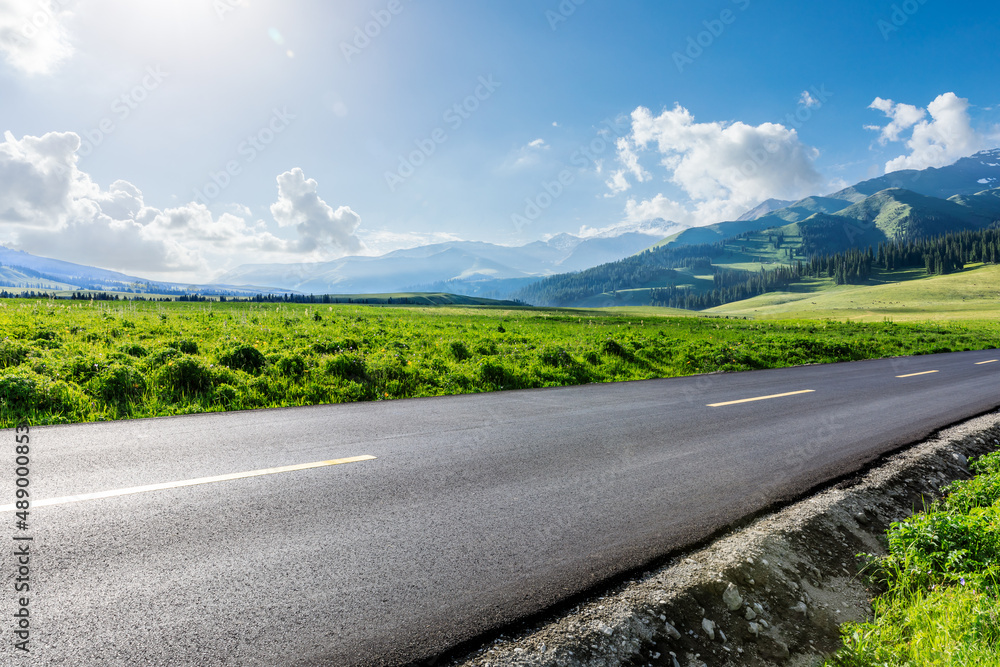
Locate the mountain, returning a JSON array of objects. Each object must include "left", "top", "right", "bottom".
[
  {"left": 214, "top": 232, "right": 666, "bottom": 296},
  {"left": 511, "top": 156, "right": 1000, "bottom": 309},
  {"left": 653, "top": 195, "right": 853, "bottom": 249},
  {"left": 0, "top": 246, "right": 296, "bottom": 296},
  {"left": 829, "top": 148, "right": 1000, "bottom": 202},
  {"left": 736, "top": 198, "right": 794, "bottom": 221}
]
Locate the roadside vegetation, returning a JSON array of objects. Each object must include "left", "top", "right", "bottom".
[
  {"left": 1, "top": 298, "right": 999, "bottom": 428},
  {"left": 828, "top": 451, "right": 1000, "bottom": 666}
]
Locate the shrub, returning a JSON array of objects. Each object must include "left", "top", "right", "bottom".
[
  {"left": 122, "top": 344, "right": 148, "bottom": 358},
  {"left": 218, "top": 344, "right": 266, "bottom": 374},
  {"left": 215, "top": 384, "right": 238, "bottom": 407},
  {"left": 157, "top": 356, "right": 213, "bottom": 396},
  {"left": 173, "top": 339, "right": 199, "bottom": 354},
  {"left": 601, "top": 339, "right": 632, "bottom": 359},
  {"left": 539, "top": 346, "right": 574, "bottom": 368},
  {"left": 479, "top": 360, "right": 516, "bottom": 389},
  {"left": 276, "top": 353, "right": 307, "bottom": 378},
  {"left": 449, "top": 340, "right": 471, "bottom": 361},
  {"left": 324, "top": 354, "right": 367, "bottom": 382},
  {"left": 0, "top": 340, "right": 29, "bottom": 368},
  {"left": 90, "top": 364, "right": 147, "bottom": 405},
  {"left": 0, "top": 370, "right": 84, "bottom": 422}
]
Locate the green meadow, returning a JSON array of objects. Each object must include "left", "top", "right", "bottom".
[
  {"left": 708, "top": 263, "right": 1000, "bottom": 322},
  {"left": 1, "top": 298, "right": 999, "bottom": 428}
]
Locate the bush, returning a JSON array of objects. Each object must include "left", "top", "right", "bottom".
[
  {"left": 449, "top": 340, "right": 471, "bottom": 361},
  {"left": 539, "top": 346, "right": 575, "bottom": 368},
  {"left": 218, "top": 344, "right": 266, "bottom": 374},
  {"left": 215, "top": 383, "right": 238, "bottom": 407},
  {"left": 601, "top": 339, "right": 632, "bottom": 359},
  {"left": 0, "top": 370, "right": 84, "bottom": 422},
  {"left": 157, "top": 356, "right": 213, "bottom": 396},
  {"left": 0, "top": 339, "right": 29, "bottom": 368},
  {"left": 173, "top": 339, "right": 199, "bottom": 354},
  {"left": 324, "top": 354, "right": 367, "bottom": 382},
  {"left": 90, "top": 364, "right": 147, "bottom": 405},
  {"left": 276, "top": 353, "right": 307, "bottom": 378},
  {"left": 122, "top": 344, "right": 148, "bottom": 358},
  {"left": 479, "top": 360, "right": 516, "bottom": 389}
]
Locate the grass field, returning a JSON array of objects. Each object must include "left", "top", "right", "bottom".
[
  {"left": 707, "top": 264, "right": 1000, "bottom": 321},
  {"left": 828, "top": 450, "right": 1000, "bottom": 666},
  {"left": 2, "top": 298, "right": 999, "bottom": 428}
]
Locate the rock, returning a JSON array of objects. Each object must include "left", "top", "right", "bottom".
[
  {"left": 792, "top": 601, "right": 808, "bottom": 616},
  {"left": 722, "top": 583, "right": 743, "bottom": 611},
  {"left": 854, "top": 512, "right": 869, "bottom": 525},
  {"left": 748, "top": 622, "right": 760, "bottom": 637},
  {"left": 701, "top": 618, "right": 716, "bottom": 640},
  {"left": 718, "top": 629, "right": 727, "bottom": 643},
  {"left": 760, "top": 636, "right": 791, "bottom": 662},
  {"left": 664, "top": 622, "right": 681, "bottom": 640},
  {"left": 753, "top": 602, "right": 765, "bottom": 615},
  {"left": 745, "top": 606, "right": 757, "bottom": 620}
]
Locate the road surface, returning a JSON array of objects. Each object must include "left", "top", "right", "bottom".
[{"left": 3, "top": 350, "right": 999, "bottom": 665}]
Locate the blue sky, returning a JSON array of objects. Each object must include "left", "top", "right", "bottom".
[{"left": 1, "top": 0, "right": 998, "bottom": 282}]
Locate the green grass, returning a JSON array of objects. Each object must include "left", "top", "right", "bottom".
[
  {"left": 2, "top": 298, "right": 999, "bottom": 428},
  {"left": 706, "top": 264, "right": 1000, "bottom": 322},
  {"left": 827, "top": 451, "right": 1000, "bottom": 666}
]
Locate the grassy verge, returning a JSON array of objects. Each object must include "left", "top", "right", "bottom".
[
  {"left": 1, "top": 299, "right": 999, "bottom": 428},
  {"left": 828, "top": 451, "right": 1000, "bottom": 666}
]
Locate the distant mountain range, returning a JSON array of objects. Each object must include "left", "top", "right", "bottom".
[
  {"left": 213, "top": 230, "right": 671, "bottom": 297},
  {"left": 0, "top": 246, "right": 296, "bottom": 297},
  {"left": 4, "top": 149, "right": 999, "bottom": 301}
]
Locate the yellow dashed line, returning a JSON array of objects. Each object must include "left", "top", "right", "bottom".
[
  {"left": 975, "top": 360, "right": 998, "bottom": 365},
  {"left": 708, "top": 390, "right": 815, "bottom": 408},
  {"left": 0, "top": 455, "right": 377, "bottom": 512},
  {"left": 896, "top": 370, "right": 939, "bottom": 378}
]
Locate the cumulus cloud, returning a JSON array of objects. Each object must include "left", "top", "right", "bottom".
[
  {"left": 613, "top": 104, "right": 823, "bottom": 227},
  {"left": 270, "top": 168, "right": 364, "bottom": 254},
  {"left": 0, "top": 0, "right": 75, "bottom": 75},
  {"left": 0, "top": 132, "right": 364, "bottom": 282},
  {"left": 868, "top": 93, "right": 987, "bottom": 172}
]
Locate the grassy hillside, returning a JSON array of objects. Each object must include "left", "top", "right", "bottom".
[{"left": 707, "top": 263, "right": 1000, "bottom": 321}]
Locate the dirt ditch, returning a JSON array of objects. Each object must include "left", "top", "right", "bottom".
[{"left": 442, "top": 411, "right": 1000, "bottom": 667}]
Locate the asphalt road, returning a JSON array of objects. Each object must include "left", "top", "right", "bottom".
[{"left": 3, "top": 350, "right": 999, "bottom": 665}]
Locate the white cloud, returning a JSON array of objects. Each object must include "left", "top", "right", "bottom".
[
  {"left": 605, "top": 170, "right": 630, "bottom": 195},
  {"left": 868, "top": 97, "right": 926, "bottom": 144},
  {"left": 577, "top": 218, "right": 682, "bottom": 239},
  {"left": 527, "top": 138, "right": 548, "bottom": 149},
  {"left": 869, "top": 93, "right": 987, "bottom": 172},
  {"left": 0, "top": 0, "right": 75, "bottom": 75},
  {"left": 0, "top": 132, "right": 366, "bottom": 282},
  {"left": 270, "top": 168, "right": 364, "bottom": 255},
  {"left": 356, "top": 229, "right": 465, "bottom": 255},
  {"left": 616, "top": 104, "right": 823, "bottom": 227},
  {"left": 799, "top": 91, "right": 820, "bottom": 109}
]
